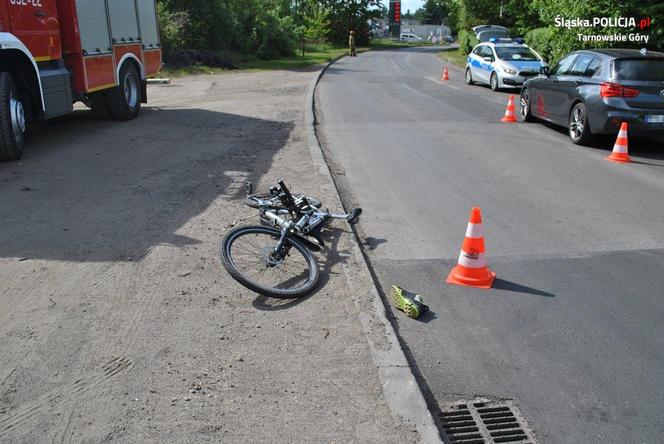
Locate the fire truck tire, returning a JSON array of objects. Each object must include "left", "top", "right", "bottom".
[
  {"left": 89, "top": 91, "right": 112, "bottom": 120},
  {"left": 107, "top": 63, "right": 141, "bottom": 121},
  {"left": 0, "top": 72, "right": 25, "bottom": 161}
]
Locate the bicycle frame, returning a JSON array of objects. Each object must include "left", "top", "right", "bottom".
[
  {"left": 262, "top": 206, "right": 350, "bottom": 257},
  {"left": 245, "top": 180, "right": 361, "bottom": 258}
]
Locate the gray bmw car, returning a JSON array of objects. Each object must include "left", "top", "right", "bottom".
[{"left": 518, "top": 49, "right": 664, "bottom": 144}]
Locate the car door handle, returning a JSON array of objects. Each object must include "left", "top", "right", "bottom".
[
  {"left": 575, "top": 79, "right": 583, "bottom": 85},
  {"left": 35, "top": 10, "right": 47, "bottom": 17},
  {"left": 552, "top": 78, "right": 558, "bottom": 83}
]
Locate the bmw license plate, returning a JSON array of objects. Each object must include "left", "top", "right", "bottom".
[{"left": 645, "top": 114, "right": 664, "bottom": 123}]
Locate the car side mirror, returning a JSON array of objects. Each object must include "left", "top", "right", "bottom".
[
  {"left": 539, "top": 66, "right": 550, "bottom": 76},
  {"left": 483, "top": 57, "right": 493, "bottom": 63}
]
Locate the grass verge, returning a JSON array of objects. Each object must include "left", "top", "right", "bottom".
[
  {"left": 161, "top": 40, "right": 437, "bottom": 77},
  {"left": 370, "top": 38, "right": 430, "bottom": 49},
  {"left": 437, "top": 47, "right": 467, "bottom": 68},
  {"left": 239, "top": 43, "right": 360, "bottom": 70},
  {"left": 162, "top": 43, "right": 355, "bottom": 77}
]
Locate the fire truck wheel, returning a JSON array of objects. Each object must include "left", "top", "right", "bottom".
[
  {"left": 0, "top": 72, "right": 25, "bottom": 161},
  {"left": 89, "top": 91, "right": 112, "bottom": 120},
  {"left": 107, "top": 63, "right": 141, "bottom": 120}
]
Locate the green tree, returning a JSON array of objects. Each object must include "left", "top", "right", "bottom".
[
  {"left": 403, "top": 8, "right": 425, "bottom": 21},
  {"left": 450, "top": 0, "right": 662, "bottom": 61},
  {"left": 157, "top": 0, "right": 302, "bottom": 60},
  {"left": 441, "top": 0, "right": 460, "bottom": 34},
  {"left": 303, "top": 3, "right": 331, "bottom": 40},
  {"left": 321, "top": 0, "right": 384, "bottom": 45},
  {"left": 287, "top": 0, "right": 332, "bottom": 41},
  {"left": 421, "top": 0, "right": 448, "bottom": 25},
  {"left": 531, "top": 0, "right": 662, "bottom": 61},
  {"left": 157, "top": 0, "right": 236, "bottom": 51}
]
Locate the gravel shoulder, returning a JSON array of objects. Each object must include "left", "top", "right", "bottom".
[{"left": 0, "top": 69, "right": 417, "bottom": 442}]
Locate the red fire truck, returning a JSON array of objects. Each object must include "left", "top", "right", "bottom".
[{"left": 0, "top": 0, "right": 162, "bottom": 160}]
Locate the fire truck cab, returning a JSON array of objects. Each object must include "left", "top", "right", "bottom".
[{"left": 0, "top": 0, "right": 162, "bottom": 160}]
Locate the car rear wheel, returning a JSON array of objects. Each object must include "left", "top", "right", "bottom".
[
  {"left": 568, "top": 102, "right": 593, "bottom": 145},
  {"left": 490, "top": 72, "right": 499, "bottom": 91},
  {"left": 465, "top": 68, "right": 474, "bottom": 85},
  {"left": 518, "top": 88, "right": 534, "bottom": 122}
]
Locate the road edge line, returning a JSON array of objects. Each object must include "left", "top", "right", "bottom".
[{"left": 304, "top": 55, "right": 442, "bottom": 443}]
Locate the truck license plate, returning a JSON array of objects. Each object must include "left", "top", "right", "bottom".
[{"left": 645, "top": 114, "right": 664, "bottom": 123}]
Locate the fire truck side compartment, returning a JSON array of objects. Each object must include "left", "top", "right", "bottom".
[
  {"left": 108, "top": 0, "right": 140, "bottom": 45},
  {"left": 137, "top": 0, "right": 159, "bottom": 49},
  {"left": 75, "top": 0, "right": 112, "bottom": 55}
]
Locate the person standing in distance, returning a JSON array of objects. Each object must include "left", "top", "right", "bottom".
[{"left": 349, "top": 30, "right": 357, "bottom": 57}]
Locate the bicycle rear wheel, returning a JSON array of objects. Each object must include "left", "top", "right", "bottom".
[{"left": 221, "top": 226, "right": 319, "bottom": 298}]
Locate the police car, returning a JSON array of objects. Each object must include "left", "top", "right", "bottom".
[{"left": 465, "top": 38, "right": 547, "bottom": 91}]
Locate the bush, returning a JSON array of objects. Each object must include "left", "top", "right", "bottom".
[
  {"left": 457, "top": 29, "right": 479, "bottom": 55},
  {"left": 166, "top": 49, "right": 237, "bottom": 69},
  {"left": 524, "top": 27, "right": 554, "bottom": 63},
  {"left": 157, "top": 0, "right": 300, "bottom": 63},
  {"left": 253, "top": 11, "right": 299, "bottom": 60},
  {"left": 156, "top": 3, "right": 189, "bottom": 57},
  {"left": 526, "top": 27, "right": 598, "bottom": 66}
]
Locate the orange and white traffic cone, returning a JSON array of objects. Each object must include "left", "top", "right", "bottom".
[
  {"left": 442, "top": 66, "right": 449, "bottom": 81},
  {"left": 607, "top": 122, "right": 631, "bottom": 163},
  {"left": 501, "top": 95, "right": 517, "bottom": 123},
  {"left": 446, "top": 207, "right": 496, "bottom": 289}
]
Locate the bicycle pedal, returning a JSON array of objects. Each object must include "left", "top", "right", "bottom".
[{"left": 312, "top": 234, "right": 326, "bottom": 248}]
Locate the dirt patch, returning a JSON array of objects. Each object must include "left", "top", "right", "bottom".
[{"left": 0, "top": 70, "right": 416, "bottom": 442}]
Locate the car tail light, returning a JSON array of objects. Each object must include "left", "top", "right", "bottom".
[{"left": 600, "top": 82, "right": 640, "bottom": 98}]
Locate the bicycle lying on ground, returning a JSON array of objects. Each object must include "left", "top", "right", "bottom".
[{"left": 220, "top": 180, "right": 362, "bottom": 298}]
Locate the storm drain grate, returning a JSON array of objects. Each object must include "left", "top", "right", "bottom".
[{"left": 439, "top": 399, "right": 537, "bottom": 444}]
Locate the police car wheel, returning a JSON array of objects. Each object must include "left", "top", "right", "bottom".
[
  {"left": 465, "top": 68, "right": 474, "bottom": 85},
  {"left": 490, "top": 73, "right": 499, "bottom": 91}
]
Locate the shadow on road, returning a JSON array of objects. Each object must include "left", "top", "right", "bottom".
[
  {"left": 416, "top": 309, "right": 439, "bottom": 324},
  {"left": 492, "top": 278, "right": 555, "bottom": 298},
  {"left": 0, "top": 107, "right": 294, "bottom": 262},
  {"left": 362, "top": 236, "right": 388, "bottom": 251},
  {"left": 325, "top": 67, "right": 371, "bottom": 75},
  {"left": 605, "top": 135, "right": 664, "bottom": 162},
  {"left": 528, "top": 121, "right": 664, "bottom": 162}
]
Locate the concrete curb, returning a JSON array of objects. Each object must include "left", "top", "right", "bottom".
[{"left": 304, "top": 55, "right": 442, "bottom": 443}]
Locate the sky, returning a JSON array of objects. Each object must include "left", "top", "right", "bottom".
[{"left": 401, "top": 0, "right": 424, "bottom": 15}]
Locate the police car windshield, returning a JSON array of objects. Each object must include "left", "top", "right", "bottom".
[{"left": 495, "top": 47, "right": 539, "bottom": 61}]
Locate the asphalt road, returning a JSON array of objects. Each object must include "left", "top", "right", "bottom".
[{"left": 317, "top": 47, "right": 664, "bottom": 443}]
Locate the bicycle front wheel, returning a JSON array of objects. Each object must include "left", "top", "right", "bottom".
[{"left": 221, "top": 226, "right": 319, "bottom": 298}]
